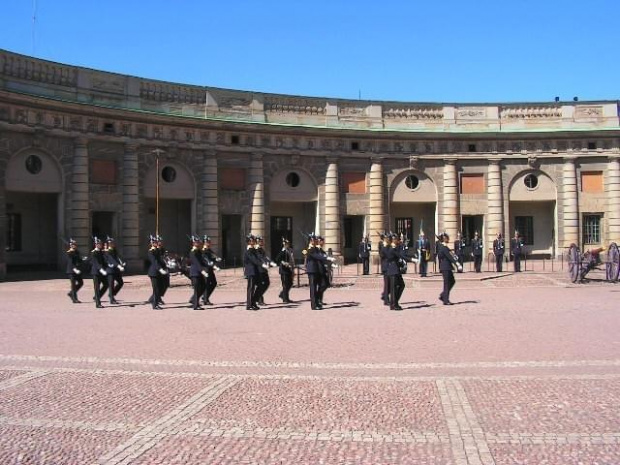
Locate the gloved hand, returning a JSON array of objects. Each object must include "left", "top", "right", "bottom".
[
  {"left": 158, "top": 268, "right": 168, "bottom": 275},
  {"left": 215, "top": 257, "right": 222, "bottom": 262},
  {"left": 327, "top": 257, "right": 336, "bottom": 262},
  {"left": 99, "top": 269, "right": 108, "bottom": 276},
  {"left": 118, "top": 266, "right": 125, "bottom": 272},
  {"left": 73, "top": 268, "right": 81, "bottom": 275},
  {"left": 213, "top": 266, "right": 221, "bottom": 272},
  {"left": 201, "top": 270, "right": 208, "bottom": 277},
  {"left": 457, "top": 264, "right": 463, "bottom": 272},
  {"left": 270, "top": 261, "right": 277, "bottom": 267},
  {"left": 262, "top": 263, "right": 269, "bottom": 269}
]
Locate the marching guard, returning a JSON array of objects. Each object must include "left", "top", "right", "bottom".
[
  {"left": 379, "top": 232, "right": 390, "bottom": 306},
  {"left": 244, "top": 234, "right": 265, "bottom": 310},
  {"left": 437, "top": 232, "right": 462, "bottom": 305},
  {"left": 358, "top": 236, "right": 371, "bottom": 275},
  {"left": 202, "top": 235, "right": 221, "bottom": 306},
  {"left": 454, "top": 232, "right": 466, "bottom": 272},
  {"left": 156, "top": 236, "right": 171, "bottom": 302},
  {"left": 386, "top": 233, "right": 417, "bottom": 310},
  {"left": 147, "top": 234, "right": 168, "bottom": 310},
  {"left": 66, "top": 238, "right": 84, "bottom": 303},
  {"left": 275, "top": 237, "right": 295, "bottom": 303},
  {"left": 305, "top": 234, "right": 335, "bottom": 310},
  {"left": 471, "top": 231, "right": 483, "bottom": 273},
  {"left": 511, "top": 231, "right": 525, "bottom": 272},
  {"left": 254, "top": 236, "right": 276, "bottom": 305},
  {"left": 104, "top": 236, "right": 125, "bottom": 304},
  {"left": 493, "top": 233, "right": 505, "bottom": 272},
  {"left": 188, "top": 235, "right": 208, "bottom": 310},
  {"left": 91, "top": 237, "right": 108, "bottom": 309}
]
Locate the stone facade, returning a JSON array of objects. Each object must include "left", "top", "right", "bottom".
[{"left": 1, "top": 49, "right": 619, "bottom": 279}]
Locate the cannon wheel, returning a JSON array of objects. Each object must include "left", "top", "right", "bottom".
[
  {"left": 606, "top": 242, "right": 620, "bottom": 283},
  {"left": 568, "top": 243, "right": 581, "bottom": 283}
]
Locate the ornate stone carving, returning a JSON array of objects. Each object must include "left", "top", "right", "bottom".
[
  {"left": 557, "top": 140, "right": 568, "bottom": 151},
  {"left": 394, "top": 141, "right": 404, "bottom": 152},
  {"left": 261, "top": 136, "right": 271, "bottom": 147},
  {"left": 424, "top": 142, "right": 433, "bottom": 153},
  {"left": 456, "top": 107, "right": 486, "bottom": 119},
  {"left": 575, "top": 106, "right": 603, "bottom": 118},
  {"left": 383, "top": 105, "right": 443, "bottom": 120},
  {"left": 16, "top": 109, "right": 27, "bottom": 124},
  {"left": 501, "top": 105, "right": 561, "bottom": 119},
  {"left": 91, "top": 74, "right": 124, "bottom": 93},
  {"left": 136, "top": 125, "right": 148, "bottom": 138},
  {"left": 153, "top": 127, "right": 163, "bottom": 140},
  {"left": 307, "top": 139, "right": 315, "bottom": 150},
  {"left": 525, "top": 141, "right": 536, "bottom": 152},
  {"left": 216, "top": 133, "right": 225, "bottom": 144},
  {"left": 2, "top": 52, "right": 78, "bottom": 86},
  {"left": 265, "top": 97, "right": 325, "bottom": 115},
  {"left": 321, "top": 139, "right": 332, "bottom": 150},
  {"left": 542, "top": 140, "right": 552, "bottom": 152},
  {"left": 200, "top": 131, "right": 210, "bottom": 143},
  {"left": 121, "top": 123, "right": 131, "bottom": 137},
  {"left": 338, "top": 104, "right": 365, "bottom": 116},
  {"left": 527, "top": 155, "right": 540, "bottom": 169},
  {"left": 245, "top": 135, "right": 255, "bottom": 146},
  {"left": 409, "top": 156, "right": 420, "bottom": 170},
  {"left": 52, "top": 115, "right": 63, "bottom": 128},
  {"left": 571, "top": 140, "right": 583, "bottom": 151},
  {"left": 169, "top": 129, "right": 178, "bottom": 141},
  {"left": 481, "top": 141, "right": 493, "bottom": 153},
  {"left": 511, "top": 141, "right": 523, "bottom": 152},
  {"left": 86, "top": 119, "right": 97, "bottom": 133},
  {"left": 363, "top": 141, "right": 375, "bottom": 152},
  {"left": 140, "top": 81, "right": 203, "bottom": 104},
  {"left": 275, "top": 137, "right": 284, "bottom": 148},
  {"left": 35, "top": 112, "right": 44, "bottom": 125}
]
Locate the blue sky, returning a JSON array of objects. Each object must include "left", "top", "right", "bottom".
[{"left": 1, "top": 1, "right": 619, "bottom": 103}]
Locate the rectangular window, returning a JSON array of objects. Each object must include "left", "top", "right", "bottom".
[
  {"left": 581, "top": 171, "right": 604, "bottom": 193},
  {"left": 7, "top": 213, "right": 22, "bottom": 251},
  {"left": 342, "top": 172, "right": 366, "bottom": 194},
  {"left": 395, "top": 217, "right": 414, "bottom": 248},
  {"left": 90, "top": 160, "right": 117, "bottom": 184},
  {"left": 583, "top": 214, "right": 601, "bottom": 244},
  {"left": 460, "top": 173, "right": 485, "bottom": 194},
  {"left": 515, "top": 216, "right": 534, "bottom": 245},
  {"left": 220, "top": 168, "right": 246, "bottom": 190}
]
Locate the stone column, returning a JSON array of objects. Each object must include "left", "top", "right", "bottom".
[
  {"left": 369, "top": 158, "right": 385, "bottom": 252},
  {"left": 72, "top": 138, "right": 91, "bottom": 250},
  {"left": 121, "top": 143, "right": 140, "bottom": 271},
  {"left": 562, "top": 157, "right": 579, "bottom": 247},
  {"left": 442, "top": 158, "right": 459, "bottom": 238},
  {"left": 248, "top": 153, "right": 264, "bottom": 238},
  {"left": 201, "top": 150, "right": 220, "bottom": 250},
  {"left": 324, "top": 158, "right": 341, "bottom": 255},
  {"left": 487, "top": 159, "right": 504, "bottom": 250},
  {"left": 607, "top": 155, "right": 620, "bottom": 245}
]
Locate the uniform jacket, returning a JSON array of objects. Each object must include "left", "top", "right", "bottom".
[
  {"left": 471, "top": 238, "right": 483, "bottom": 256},
  {"left": 275, "top": 247, "right": 295, "bottom": 275},
  {"left": 243, "top": 247, "right": 263, "bottom": 277},
  {"left": 66, "top": 249, "right": 82, "bottom": 274},
  {"left": 90, "top": 248, "right": 107, "bottom": 276},
  {"left": 358, "top": 241, "right": 370, "bottom": 258},
  {"left": 493, "top": 239, "right": 505, "bottom": 256},
  {"left": 104, "top": 247, "right": 124, "bottom": 274},
  {"left": 385, "top": 246, "right": 410, "bottom": 276},
  {"left": 437, "top": 243, "right": 459, "bottom": 272},
  {"left": 147, "top": 247, "right": 166, "bottom": 277},
  {"left": 255, "top": 247, "right": 270, "bottom": 274},
  {"left": 189, "top": 247, "right": 208, "bottom": 278},
  {"left": 305, "top": 247, "right": 329, "bottom": 275},
  {"left": 202, "top": 248, "right": 218, "bottom": 271},
  {"left": 511, "top": 238, "right": 524, "bottom": 255},
  {"left": 454, "top": 239, "right": 466, "bottom": 257}
]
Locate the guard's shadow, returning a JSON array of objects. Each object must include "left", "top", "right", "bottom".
[
  {"left": 324, "top": 301, "right": 360, "bottom": 309},
  {"left": 402, "top": 303, "right": 434, "bottom": 310},
  {"left": 449, "top": 300, "right": 480, "bottom": 305}
]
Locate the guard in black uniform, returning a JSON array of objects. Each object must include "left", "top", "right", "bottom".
[
  {"left": 244, "top": 234, "right": 264, "bottom": 310},
  {"left": 188, "top": 235, "right": 208, "bottom": 310},
  {"left": 438, "top": 233, "right": 462, "bottom": 305},
  {"left": 66, "top": 238, "right": 84, "bottom": 303},
  {"left": 511, "top": 231, "right": 525, "bottom": 272},
  {"left": 156, "top": 236, "right": 170, "bottom": 303},
  {"left": 358, "top": 236, "right": 371, "bottom": 275},
  {"left": 386, "top": 233, "right": 416, "bottom": 310},
  {"left": 201, "top": 235, "right": 221, "bottom": 305},
  {"left": 275, "top": 237, "right": 295, "bottom": 303},
  {"left": 305, "top": 234, "right": 334, "bottom": 310},
  {"left": 104, "top": 236, "right": 125, "bottom": 304},
  {"left": 417, "top": 231, "right": 430, "bottom": 277},
  {"left": 492, "top": 233, "right": 505, "bottom": 272},
  {"left": 147, "top": 234, "right": 167, "bottom": 310},
  {"left": 379, "top": 233, "right": 390, "bottom": 306},
  {"left": 454, "top": 232, "right": 466, "bottom": 272},
  {"left": 254, "top": 236, "right": 276, "bottom": 305},
  {"left": 90, "top": 237, "right": 108, "bottom": 309},
  {"left": 471, "top": 231, "right": 483, "bottom": 273}
]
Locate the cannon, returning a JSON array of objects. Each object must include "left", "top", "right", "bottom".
[{"left": 567, "top": 243, "right": 619, "bottom": 283}]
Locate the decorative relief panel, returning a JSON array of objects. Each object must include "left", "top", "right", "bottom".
[
  {"left": 501, "top": 105, "right": 561, "bottom": 119},
  {"left": 575, "top": 106, "right": 603, "bottom": 118},
  {"left": 2, "top": 52, "right": 77, "bottom": 86},
  {"left": 456, "top": 107, "right": 486, "bottom": 119},
  {"left": 383, "top": 105, "right": 443, "bottom": 120},
  {"left": 264, "top": 97, "right": 325, "bottom": 115},
  {"left": 338, "top": 104, "right": 365, "bottom": 116},
  {"left": 136, "top": 125, "right": 148, "bottom": 138},
  {"left": 91, "top": 73, "right": 125, "bottom": 93},
  {"left": 140, "top": 81, "right": 203, "bottom": 104}
]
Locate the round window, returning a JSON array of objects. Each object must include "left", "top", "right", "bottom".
[
  {"left": 161, "top": 166, "right": 177, "bottom": 183},
  {"left": 524, "top": 173, "right": 538, "bottom": 190},
  {"left": 285, "top": 172, "right": 300, "bottom": 188},
  {"left": 405, "top": 175, "right": 420, "bottom": 190},
  {"left": 25, "top": 155, "right": 42, "bottom": 174}
]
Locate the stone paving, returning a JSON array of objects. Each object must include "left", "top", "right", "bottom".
[{"left": 0, "top": 268, "right": 619, "bottom": 464}]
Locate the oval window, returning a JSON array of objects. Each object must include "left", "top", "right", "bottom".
[
  {"left": 161, "top": 166, "right": 177, "bottom": 183},
  {"left": 25, "top": 155, "right": 42, "bottom": 174},
  {"left": 524, "top": 173, "right": 538, "bottom": 190},
  {"left": 285, "top": 172, "right": 300, "bottom": 188},
  {"left": 405, "top": 175, "right": 420, "bottom": 190}
]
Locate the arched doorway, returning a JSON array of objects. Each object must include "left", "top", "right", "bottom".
[
  {"left": 143, "top": 162, "right": 195, "bottom": 256},
  {"left": 390, "top": 171, "right": 437, "bottom": 248},
  {"left": 5, "top": 149, "right": 63, "bottom": 270},
  {"left": 269, "top": 168, "right": 318, "bottom": 259},
  {"left": 508, "top": 170, "right": 557, "bottom": 257}
]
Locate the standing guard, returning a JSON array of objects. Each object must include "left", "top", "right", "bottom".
[
  {"left": 471, "top": 231, "right": 483, "bottom": 273},
  {"left": 188, "top": 235, "right": 208, "bottom": 310},
  {"left": 244, "top": 234, "right": 264, "bottom": 310},
  {"left": 511, "top": 231, "right": 525, "bottom": 272},
  {"left": 454, "top": 232, "right": 466, "bottom": 272},
  {"left": 147, "top": 234, "right": 167, "bottom": 310},
  {"left": 386, "top": 233, "right": 417, "bottom": 310},
  {"left": 275, "top": 237, "right": 295, "bottom": 303},
  {"left": 90, "top": 237, "right": 108, "bottom": 309},
  {"left": 104, "top": 236, "right": 125, "bottom": 304},
  {"left": 66, "top": 238, "right": 84, "bottom": 303},
  {"left": 379, "top": 232, "right": 390, "bottom": 306},
  {"left": 305, "top": 233, "right": 335, "bottom": 310},
  {"left": 201, "top": 235, "right": 221, "bottom": 306},
  {"left": 492, "top": 233, "right": 505, "bottom": 272},
  {"left": 417, "top": 230, "right": 430, "bottom": 277},
  {"left": 358, "top": 236, "right": 371, "bottom": 275},
  {"left": 437, "top": 233, "right": 463, "bottom": 305}
]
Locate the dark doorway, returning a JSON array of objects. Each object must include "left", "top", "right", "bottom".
[
  {"left": 144, "top": 199, "right": 191, "bottom": 256},
  {"left": 271, "top": 216, "right": 293, "bottom": 258},
  {"left": 461, "top": 215, "right": 484, "bottom": 245},
  {"left": 343, "top": 215, "right": 365, "bottom": 264},
  {"left": 395, "top": 217, "right": 414, "bottom": 248},
  {"left": 222, "top": 214, "right": 242, "bottom": 266},
  {"left": 92, "top": 211, "right": 115, "bottom": 241}
]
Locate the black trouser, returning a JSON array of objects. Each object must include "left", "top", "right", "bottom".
[
  {"left": 389, "top": 274, "right": 405, "bottom": 308},
  {"left": 474, "top": 255, "right": 482, "bottom": 272},
  {"left": 495, "top": 254, "right": 504, "bottom": 272},
  {"left": 456, "top": 254, "right": 464, "bottom": 272},
  {"left": 246, "top": 275, "right": 258, "bottom": 308},
  {"left": 191, "top": 276, "right": 206, "bottom": 308},
  {"left": 308, "top": 273, "right": 320, "bottom": 308},
  {"left": 440, "top": 270, "right": 455, "bottom": 303},
  {"left": 160, "top": 273, "right": 170, "bottom": 297},
  {"left": 93, "top": 274, "right": 107, "bottom": 306},
  {"left": 255, "top": 272, "right": 269, "bottom": 303},
  {"left": 317, "top": 273, "right": 330, "bottom": 304},
  {"left": 514, "top": 253, "right": 521, "bottom": 272},
  {"left": 204, "top": 272, "right": 217, "bottom": 301},
  {"left": 280, "top": 271, "right": 293, "bottom": 302},
  {"left": 382, "top": 273, "right": 390, "bottom": 303},
  {"left": 68, "top": 274, "right": 83, "bottom": 300},
  {"left": 419, "top": 258, "right": 428, "bottom": 276},
  {"left": 149, "top": 276, "right": 161, "bottom": 309},
  {"left": 362, "top": 257, "right": 369, "bottom": 275},
  {"left": 107, "top": 273, "right": 124, "bottom": 300}
]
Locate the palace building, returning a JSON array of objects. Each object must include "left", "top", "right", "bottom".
[{"left": 0, "top": 48, "right": 619, "bottom": 279}]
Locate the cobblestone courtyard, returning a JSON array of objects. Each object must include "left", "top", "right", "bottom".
[{"left": 1, "top": 269, "right": 619, "bottom": 464}]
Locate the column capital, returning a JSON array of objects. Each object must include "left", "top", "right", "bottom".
[
  {"left": 74, "top": 137, "right": 88, "bottom": 149},
  {"left": 488, "top": 157, "right": 503, "bottom": 166},
  {"left": 250, "top": 152, "right": 264, "bottom": 162},
  {"left": 124, "top": 142, "right": 139, "bottom": 153},
  {"left": 370, "top": 156, "right": 384, "bottom": 164},
  {"left": 608, "top": 154, "right": 620, "bottom": 163},
  {"left": 326, "top": 156, "right": 339, "bottom": 165},
  {"left": 444, "top": 157, "right": 458, "bottom": 166},
  {"left": 564, "top": 156, "right": 578, "bottom": 164}
]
